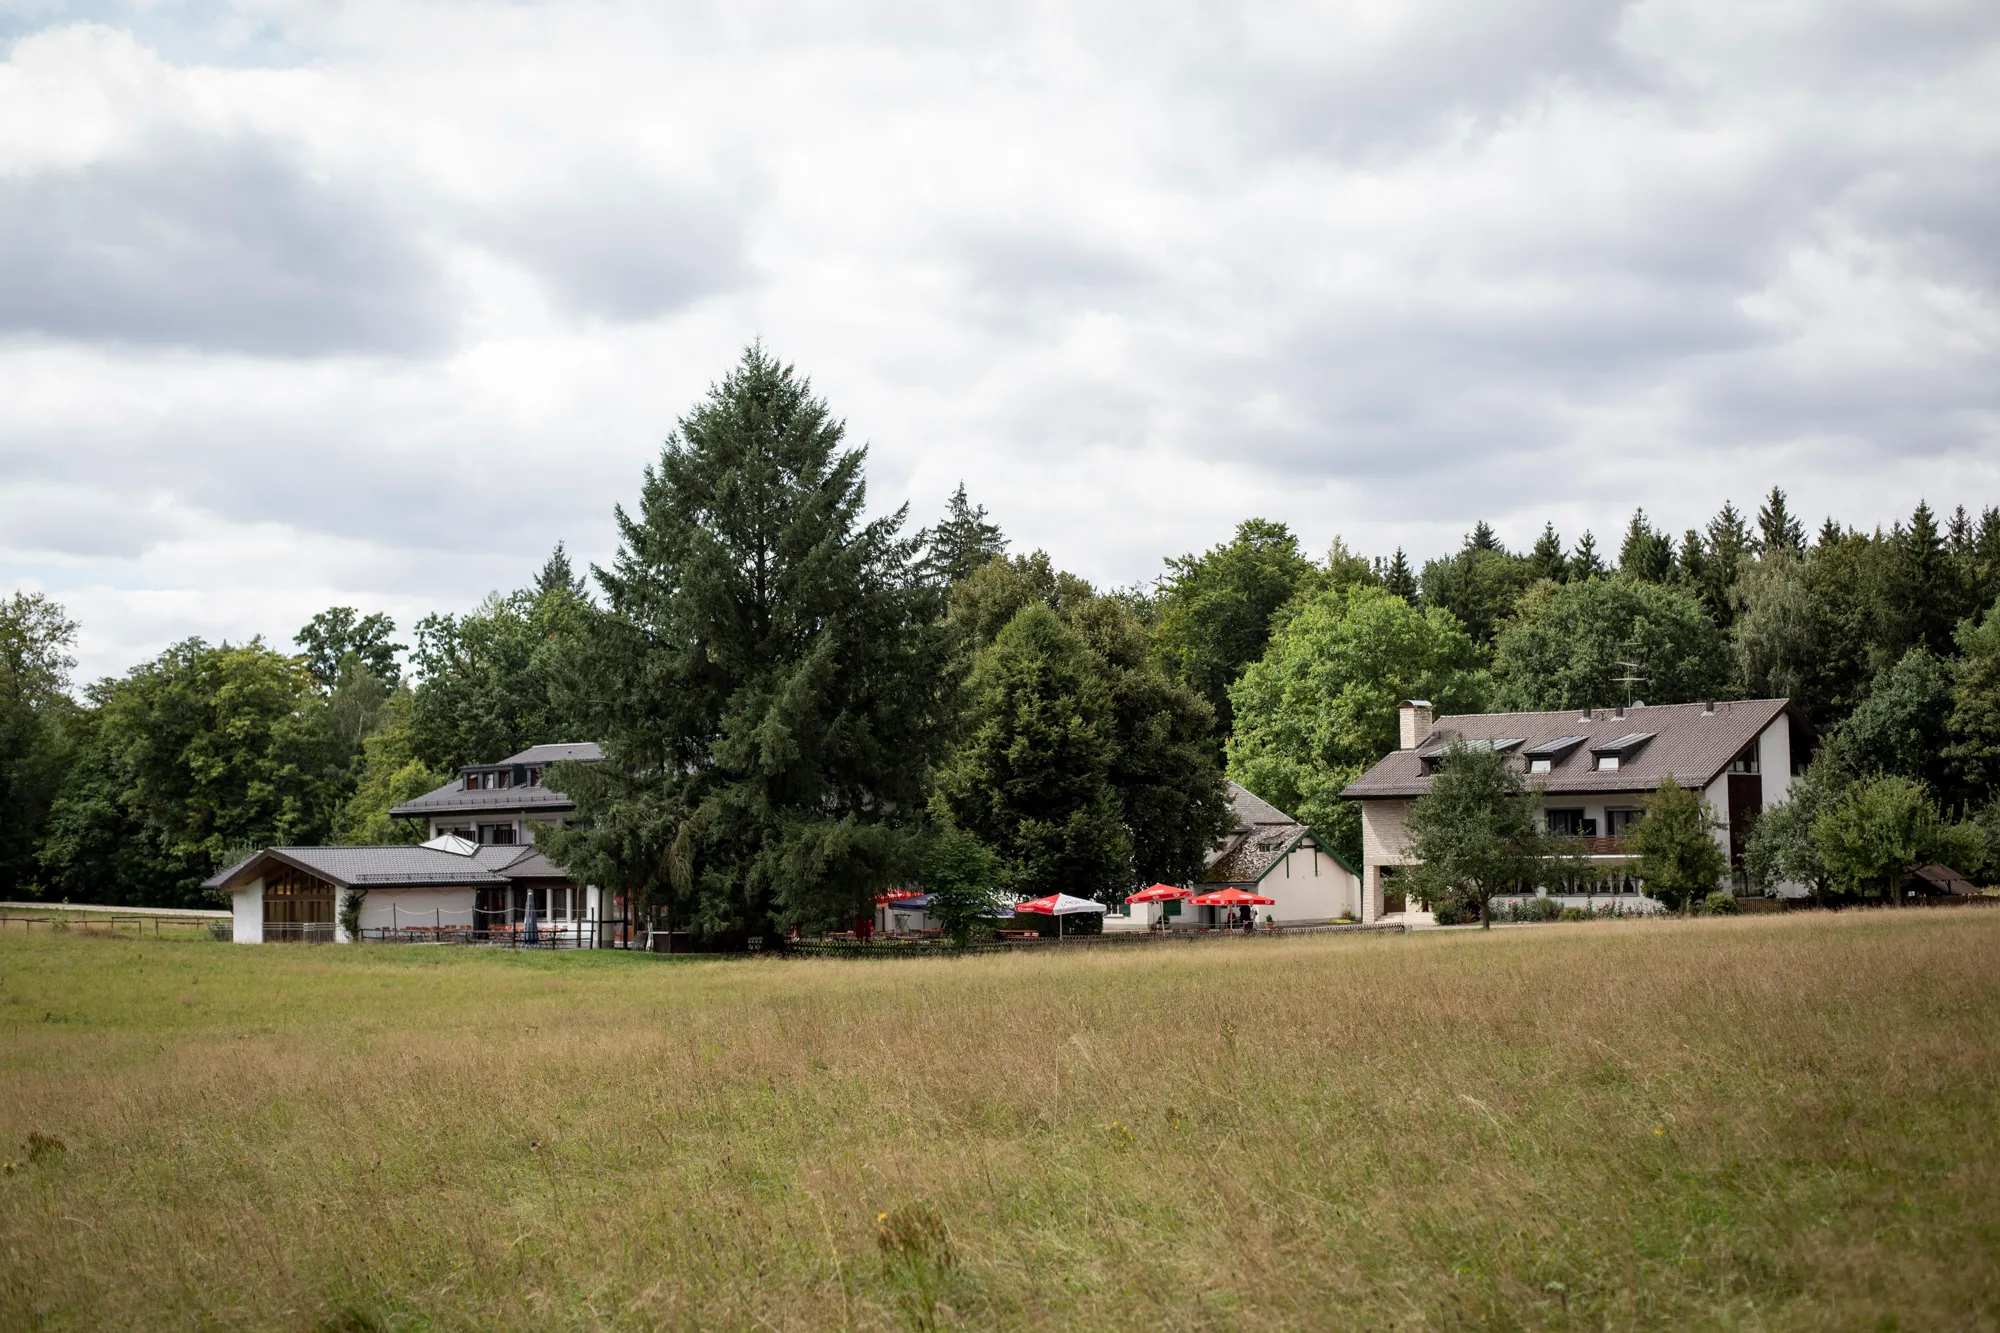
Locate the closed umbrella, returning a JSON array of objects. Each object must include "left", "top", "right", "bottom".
[{"left": 522, "top": 888, "right": 539, "bottom": 946}]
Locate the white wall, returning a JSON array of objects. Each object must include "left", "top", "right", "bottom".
[
  {"left": 231, "top": 878, "right": 263, "bottom": 943},
  {"left": 1259, "top": 840, "right": 1361, "bottom": 923},
  {"left": 356, "top": 887, "right": 480, "bottom": 935}
]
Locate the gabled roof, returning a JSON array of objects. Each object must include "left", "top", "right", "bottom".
[
  {"left": 1341, "top": 699, "right": 1791, "bottom": 800},
  {"left": 1203, "top": 782, "right": 1359, "bottom": 885},
  {"left": 201, "top": 842, "right": 578, "bottom": 892}
]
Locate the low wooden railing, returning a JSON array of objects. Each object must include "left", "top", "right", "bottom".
[{"left": 1552, "top": 836, "right": 1636, "bottom": 857}]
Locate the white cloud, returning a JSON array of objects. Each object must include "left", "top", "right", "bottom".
[{"left": 0, "top": 0, "right": 1996, "bottom": 683}]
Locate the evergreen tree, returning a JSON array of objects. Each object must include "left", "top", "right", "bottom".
[
  {"left": 924, "top": 483, "right": 1008, "bottom": 587},
  {"left": 1876, "top": 501, "right": 1963, "bottom": 658},
  {"left": 1381, "top": 548, "right": 1418, "bottom": 603},
  {"left": 1527, "top": 523, "right": 1569, "bottom": 584},
  {"left": 935, "top": 605, "right": 1131, "bottom": 902},
  {"left": 1757, "top": 486, "right": 1806, "bottom": 554},
  {"left": 542, "top": 345, "right": 952, "bottom": 937},
  {"left": 1618, "top": 509, "right": 1675, "bottom": 583},
  {"left": 1698, "top": 502, "right": 1752, "bottom": 626},
  {"left": 1419, "top": 529, "right": 1532, "bottom": 646},
  {"left": 1149, "top": 519, "right": 1318, "bottom": 737},
  {"left": 946, "top": 559, "right": 1230, "bottom": 894},
  {"left": 1570, "top": 531, "right": 1606, "bottom": 580},
  {"left": 1818, "top": 516, "right": 1844, "bottom": 548}
]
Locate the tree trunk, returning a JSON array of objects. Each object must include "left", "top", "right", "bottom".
[{"left": 1480, "top": 893, "right": 1490, "bottom": 930}]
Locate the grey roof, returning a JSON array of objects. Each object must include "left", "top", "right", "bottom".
[
  {"left": 1203, "top": 782, "right": 1357, "bottom": 885},
  {"left": 389, "top": 742, "right": 603, "bottom": 819},
  {"left": 1341, "top": 699, "right": 1792, "bottom": 800},
  {"left": 499, "top": 742, "right": 603, "bottom": 765},
  {"left": 204, "top": 846, "right": 512, "bottom": 891},
  {"left": 1225, "top": 782, "right": 1296, "bottom": 828},
  {"left": 203, "top": 842, "right": 580, "bottom": 891},
  {"left": 389, "top": 784, "right": 578, "bottom": 818}
]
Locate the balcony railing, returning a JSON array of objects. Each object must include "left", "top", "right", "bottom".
[
  {"left": 263, "top": 921, "right": 335, "bottom": 943},
  {"left": 1553, "top": 836, "right": 1636, "bottom": 857}
]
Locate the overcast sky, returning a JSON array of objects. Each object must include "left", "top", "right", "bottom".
[{"left": 3, "top": 0, "right": 1997, "bottom": 683}]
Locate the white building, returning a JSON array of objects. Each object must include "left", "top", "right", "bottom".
[
  {"left": 1126, "top": 783, "right": 1365, "bottom": 928},
  {"left": 1340, "top": 698, "right": 1804, "bottom": 921},
  {"left": 204, "top": 838, "right": 627, "bottom": 945}
]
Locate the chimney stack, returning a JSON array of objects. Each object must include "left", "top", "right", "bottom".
[
  {"left": 1703, "top": 699, "right": 1715, "bottom": 715},
  {"left": 1399, "top": 700, "right": 1434, "bottom": 751},
  {"left": 1614, "top": 704, "right": 1626, "bottom": 721}
]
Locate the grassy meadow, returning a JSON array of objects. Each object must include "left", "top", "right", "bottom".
[{"left": 2, "top": 913, "right": 1997, "bottom": 1330}]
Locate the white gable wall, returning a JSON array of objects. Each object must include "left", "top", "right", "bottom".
[{"left": 231, "top": 877, "right": 263, "bottom": 943}]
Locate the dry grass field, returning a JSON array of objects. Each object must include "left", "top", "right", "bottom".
[{"left": 2, "top": 912, "right": 1997, "bottom": 1330}]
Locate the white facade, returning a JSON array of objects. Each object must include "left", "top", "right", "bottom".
[
  {"left": 1133, "top": 835, "right": 1364, "bottom": 928},
  {"left": 1355, "top": 708, "right": 1802, "bottom": 913},
  {"left": 231, "top": 877, "right": 263, "bottom": 943}
]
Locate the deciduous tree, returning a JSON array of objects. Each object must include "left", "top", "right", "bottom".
[
  {"left": 1630, "top": 774, "right": 1728, "bottom": 912},
  {"left": 1494, "top": 577, "right": 1730, "bottom": 711},
  {"left": 1150, "top": 519, "right": 1319, "bottom": 736},
  {"left": 1401, "top": 742, "right": 1553, "bottom": 929},
  {"left": 1228, "top": 585, "right": 1485, "bottom": 865}
]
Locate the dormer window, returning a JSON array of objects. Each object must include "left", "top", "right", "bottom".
[
  {"left": 1520, "top": 735, "right": 1586, "bottom": 776},
  {"left": 1529, "top": 758, "right": 1552, "bottom": 774},
  {"left": 526, "top": 767, "right": 542, "bottom": 786},
  {"left": 1590, "top": 732, "right": 1654, "bottom": 773}
]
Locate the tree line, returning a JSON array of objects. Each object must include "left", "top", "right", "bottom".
[{"left": 2, "top": 344, "right": 1996, "bottom": 922}]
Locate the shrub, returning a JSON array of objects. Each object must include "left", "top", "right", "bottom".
[
  {"left": 1500, "top": 897, "right": 1561, "bottom": 923},
  {"left": 1695, "top": 891, "right": 1741, "bottom": 916},
  {"left": 1558, "top": 906, "right": 1589, "bottom": 922},
  {"left": 1431, "top": 900, "right": 1474, "bottom": 926}
]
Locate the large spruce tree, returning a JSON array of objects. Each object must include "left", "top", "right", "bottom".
[{"left": 543, "top": 346, "right": 950, "bottom": 937}]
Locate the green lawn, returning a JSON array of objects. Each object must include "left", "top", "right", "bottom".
[{"left": 2, "top": 911, "right": 1997, "bottom": 1329}]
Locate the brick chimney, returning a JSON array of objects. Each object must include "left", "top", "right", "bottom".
[{"left": 1399, "top": 700, "right": 1434, "bottom": 751}]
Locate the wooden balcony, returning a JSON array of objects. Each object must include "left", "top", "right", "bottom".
[{"left": 1554, "top": 836, "right": 1636, "bottom": 857}]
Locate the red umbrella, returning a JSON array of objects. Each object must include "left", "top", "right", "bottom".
[
  {"left": 875, "top": 888, "right": 924, "bottom": 905},
  {"left": 1190, "top": 887, "right": 1276, "bottom": 906},
  {"left": 1125, "top": 884, "right": 1191, "bottom": 903}
]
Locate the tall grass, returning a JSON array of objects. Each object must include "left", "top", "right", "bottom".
[{"left": 2, "top": 911, "right": 1996, "bottom": 1328}]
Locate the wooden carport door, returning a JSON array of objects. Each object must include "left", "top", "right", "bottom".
[{"left": 1726, "top": 774, "right": 1762, "bottom": 869}]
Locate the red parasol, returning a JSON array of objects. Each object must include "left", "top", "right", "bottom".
[
  {"left": 1190, "top": 887, "right": 1276, "bottom": 907},
  {"left": 1125, "top": 884, "right": 1192, "bottom": 904}
]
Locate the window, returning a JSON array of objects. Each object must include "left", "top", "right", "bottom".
[
  {"left": 479, "top": 823, "right": 517, "bottom": 845},
  {"left": 526, "top": 767, "right": 542, "bottom": 786},
  {"left": 1597, "top": 755, "right": 1620, "bottom": 771},
  {"left": 1529, "top": 758, "right": 1552, "bottom": 774},
  {"left": 1546, "top": 809, "right": 1597, "bottom": 837},
  {"left": 1605, "top": 808, "right": 1644, "bottom": 836},
  {"left": 1730, "top": 739, "right": 1760, "bottom": 774}
]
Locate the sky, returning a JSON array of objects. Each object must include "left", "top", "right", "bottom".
[{"left": 2, "top": 0, "right": 1997, "bottom": 684}]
